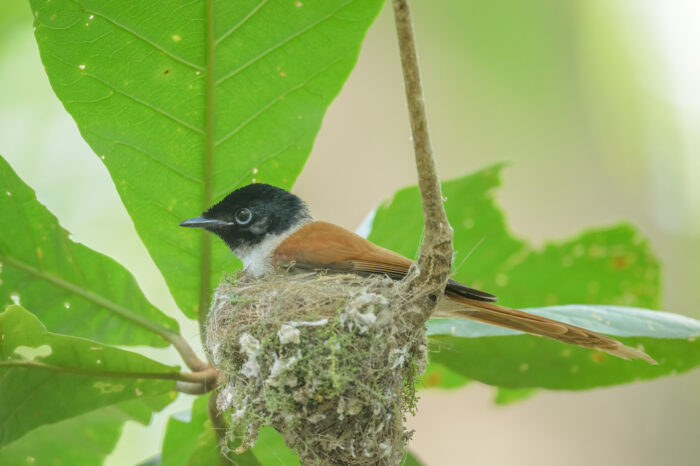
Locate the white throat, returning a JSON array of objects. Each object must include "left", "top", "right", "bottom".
[{"left": 234, "top": 218, "right": 312, "bottom": 277}]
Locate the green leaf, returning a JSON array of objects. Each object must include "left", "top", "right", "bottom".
[
  {"left": 0, "top": 305, "right": 178, "bottom": 446},
  {"left": 418, "top": 362, "right": 469, "bottom": 389},
  {"left": 0, "top": 394, "right": 175, "bottom": 466},
  {"left": 403, "top": 451, "right": 424, "bottom": 466},
  {"left": 427, "top": 305, "right": 700, "bottom": 390},
  {"left": 31, "top": 0, "right": 385, "bottom": 319},
  {"left": 367, "top": 164, "right": 688, "bottom": 391},
  {"left": 163, "top": 395, "right": 300, "bottom": 466},
  {"left": 369, "top": 164, "right": 660, "bottom": 309},
  {"left": 494, "top": 387, "right": 537, "bottom": 405},
  {"left": 162, "top": 395, "right": 213, "bottom": 466},
  {"left": 252, "top": 427, "right": 300, "bottom": 465},
  {"left": 0, "top": 155, "right": 178, "bottom": 347}
]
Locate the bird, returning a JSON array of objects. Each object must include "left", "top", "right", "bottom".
[{"left": 181, "top": 183, "right": 656, "bottom": 364}]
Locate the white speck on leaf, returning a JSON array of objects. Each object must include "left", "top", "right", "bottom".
[
  {"left": 93, "top": 381, "right": 125, "bottom": 394},
  {"left": 14, "top": 344, "right": 52, "bottom": 360}
]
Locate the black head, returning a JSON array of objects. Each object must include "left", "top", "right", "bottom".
[{"left": 180, "top": 183, "right": 311, "bottom": 252}]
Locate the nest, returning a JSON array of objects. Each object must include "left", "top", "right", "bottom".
[{"left": 206, "top": 269, "right": 428, "bottom": 465}]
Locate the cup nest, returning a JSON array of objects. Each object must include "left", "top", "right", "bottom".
[{"left": 206, "top": 269, "right": 428, "bottom": 465}]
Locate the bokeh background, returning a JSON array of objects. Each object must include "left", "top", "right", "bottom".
[{"left": 1, "top": 1, "right": 699, "bottom": 465}]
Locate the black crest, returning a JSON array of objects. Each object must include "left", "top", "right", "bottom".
[{"left": 182, "top": 183, "right": 311, "bottom": 252}]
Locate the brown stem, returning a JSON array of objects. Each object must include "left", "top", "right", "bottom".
[
  {"left": 175, "top": 380, "right": 216, "bottom": 394},
  {"left": 168, "top": 331, "right": 211, "bottom": 372},
  {"left": 392, "top": 0, "right": 453, "bottom": 321}
]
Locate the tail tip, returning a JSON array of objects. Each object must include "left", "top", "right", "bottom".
[{"left": 605, "top": 345, "right": 658, "bottom": 365}]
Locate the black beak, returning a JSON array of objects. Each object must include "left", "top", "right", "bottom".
[{"left": 179, "top": 216, "right": 233, "bottom": 228}]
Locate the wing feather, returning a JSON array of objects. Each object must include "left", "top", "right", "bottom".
[{"left": 273, "top": 222, "right": 496, "bottom": 301}]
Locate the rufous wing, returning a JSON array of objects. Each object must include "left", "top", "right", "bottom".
[{"left": 273, "top": 221, "right": 495, "bottom": 302}]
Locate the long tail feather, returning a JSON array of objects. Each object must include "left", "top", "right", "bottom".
[{"left": 439, "top": 293, "right": 657, "bottom": 364}]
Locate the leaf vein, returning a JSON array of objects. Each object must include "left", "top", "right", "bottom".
[
  {"left": 68, "top": 0, "right": 206, "bottom": 72},
  {"left": 215, "top": 0, "right": 354, "bottom": 86},
  {"left": 215, "top": 55, "right": 346, "bottom": 147},
  {"left": 215, "top": 0, "right": 269, "bottom": 46}
]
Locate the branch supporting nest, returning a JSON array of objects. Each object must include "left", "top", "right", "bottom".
[{"left": 392, "top": 0, "right": 453, "bottom": 324}]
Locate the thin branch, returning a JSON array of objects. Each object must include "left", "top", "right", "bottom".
[
  {"left": 392, "top": 0, "right": 453, "bottom": 321},
  {"left": 175, "top": 380, "right": 215, "bottom": 394},
  {"left": 168, "top": 331, "right": 211, "bottom": 372},
  {"left": 1, "top": 360, "right": 218, "bottom": 384}
]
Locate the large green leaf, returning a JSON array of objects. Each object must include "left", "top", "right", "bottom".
[
  {"left": 0, "top": 155, "right": 178, "bottom": 347},
  {"left": 0, "top": 394, "right": 174, "bottom": 466},
  {"left": 0, "top": 305, "right": 178, "bottom": 446},
  {"left": 31, "top": 0, "right": 385, "bottom": 319},
  {"left": 162, "top": 395, "right": 216, "bottom": 466},
  {"left": 427, "top": 305, "right": 700, "bottom": 389},
  {"left": 369, "top": 164, "right": 660, "bottom": 309},
  {"left": 368, "top": 164, "right": 675, "bottom": 391},
  {"left": 162, "top": 394, "right": 299, "bottom": 466}
]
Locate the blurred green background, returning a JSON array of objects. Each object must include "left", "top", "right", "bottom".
[{"left": 1, "top": 1, "right": 698, "bottom": 465}]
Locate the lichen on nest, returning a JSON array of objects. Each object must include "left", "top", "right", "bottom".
[{"left": 206, "top": 269, "right": 428, "bottom": 465}]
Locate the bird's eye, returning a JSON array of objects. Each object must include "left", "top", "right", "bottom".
[{"left": 235, "top": 208, "right": 253, "bottom": 225}]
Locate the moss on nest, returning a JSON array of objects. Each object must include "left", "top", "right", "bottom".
[{"left": 206, "top": 270, "right": 428, "bottom": 465}]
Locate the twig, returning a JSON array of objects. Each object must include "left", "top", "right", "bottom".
[
  {"left": 167, "top": 331, "right": 211, "bottom": 372},
  {"left": 175, "top": 381, "right": 215, "bottom": 395},
  {"left": 392, "top": 0, "right": 453, "bottom": 320}
]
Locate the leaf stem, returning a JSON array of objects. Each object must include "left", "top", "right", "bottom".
[
  {"left": 199, "top": 0, "right": 217, "bottom": 352},
  {"left": 0, "top": 360, "right": 218, "bottom": 384},
  {"left": 1, "top": 255, "right": 209, "bottom": 372},
  {"left": 174, "top": 381, "right": 215, "bottom": 394},
  {"left": 203, "top": 3, "right": 226, "bottom": 461}
]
